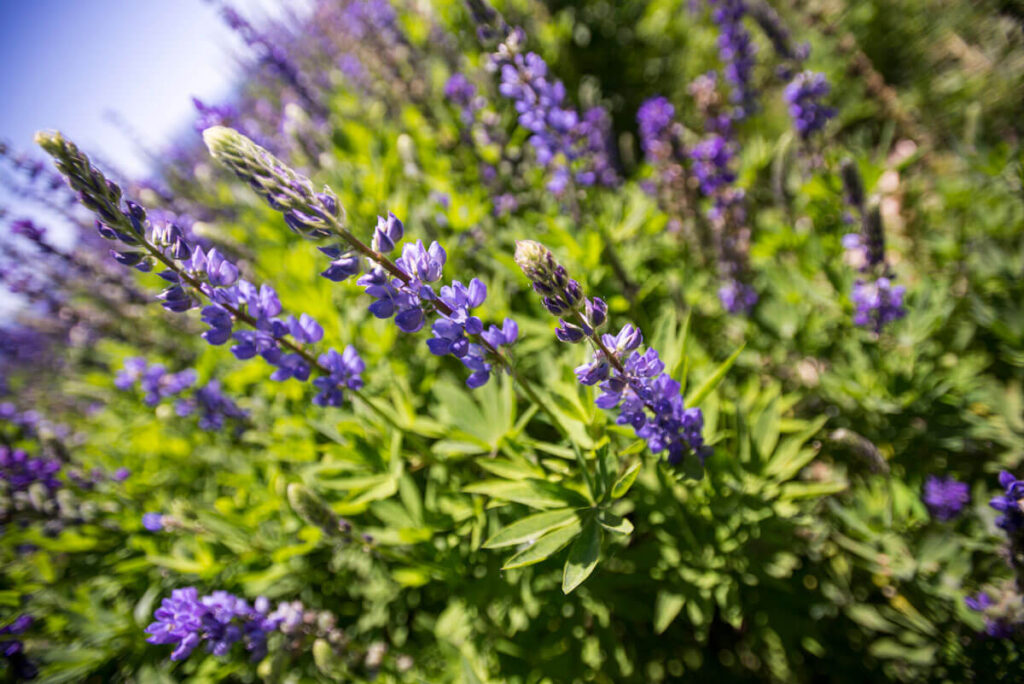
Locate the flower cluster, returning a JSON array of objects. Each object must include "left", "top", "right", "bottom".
[
  {"left": 444, "top": 73, "right": 482, "bottom": 125},
  {"left": 689, "top": 135, "right": 736, "bottom": 196},
  {"left": 0, "top": 447, "right": 61, "bottom": 494},
  {"left": 0, "top": 615, "right": 37, "bottom": 680},
  {"left": 489, "top": 28, "right": 618, "bottom": 194},
  {"left": 850, "top": 277, "right": 906, "bottom": 331},
  {"left": 990, "top": 471, "right": 1024, "bottom": 535},
  {"left": 515, "top": 241, "right": 708, "bottom": 466},
  {"left": 146, "top": 588, "right": 277, "bottom": 661},
  {"left": 840, "top": 169, "right": 907, "bottom": 332},
  {"left": 783, "top": 71, "right": 835, "bottom": 140},
  {"left": 175, "top": 381, "right": 248, "bottom": 430},
  {"left": 115, "top": 358, "right": 196, "bottom": 406},
  {"left": 513, "top": 240, "right": 607, "bottom": 344},
  {"left": 146, "top": 587, "right": 346, "bottom": 663},
  {"left": 965, "top": 582, "right": 1024, "bottom": 639},
  {"left": 708, "top": 0, "right": 758, "bottom": 121},
  {"left": 205, "top": 127, "right": 518, "bottom": 390},
  {"left": 922, "top": 475, "right": 970, "bottom": 521},
  {"left": 36, "top": 131, "right": 365, "bottom": 409},
  {"left": 636, "top": 97, "right": 678, "bottom": 163}
]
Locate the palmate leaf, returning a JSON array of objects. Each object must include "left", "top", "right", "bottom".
[
  {"left": 483, "top": 508, "right": 580, "bottom": 548},
  {"left": 562, "top": 517, "right": 602, "bottom": 594},
  {"left": 500, "top": 519, "right": 583, "bottom": 570},
  {"left": 463, "top": 478, "right": 589, "bottom": 509}
]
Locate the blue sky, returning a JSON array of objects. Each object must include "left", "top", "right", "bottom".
[
  {"left": 0, "top": 0, "right": 282, "bottom": 316},
  {"left": 0, "top": 0, "right": 280, "bottom": 178}
]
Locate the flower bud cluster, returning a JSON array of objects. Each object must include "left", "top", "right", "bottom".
[
  {"left": 708, "top": 0, "right": 758, "bottom": 121},
  {"left": 513, "top": 240, "right": 606, "bottom": 343},
  {"left": 115, "top": 358, "right": 248, "bottom": 430}
]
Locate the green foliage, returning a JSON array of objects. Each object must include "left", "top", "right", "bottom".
[{"left": 3, "top": 0, "right": 1024, "bottom": 682}]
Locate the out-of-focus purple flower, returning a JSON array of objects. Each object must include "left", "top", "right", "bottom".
[
  {"left": 851, "top": 277, "right": 906, "bottom": 332},
  {"left": 312, "top": 346, "right": 365, "bottom": 407},
  {"left": 142, "top": 512, "right": 164, "bottom": 532},
  {"left": 112, "top": 467, "right": 131, "bottom": 482},
  {"left": 923, "top": 475, "right": 970, "bottom": 521},
  {"left": 0, "top": 446, "right": 62, "bottom": 492},
  {"left": 689, "top": 135, "right": 736, "bottom": 196},
  {"left": 990, "top": 471, "right": 1024, "bottom": 534},
  {"left": 783, "top": 71, "right": 835, "bottom": 140},
  {"left": 708, "top": 0, "right": 758, "bottom": 120}
]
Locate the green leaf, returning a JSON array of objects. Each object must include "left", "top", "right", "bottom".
[
  {"left": 610, "top": 461, "right": 642, "bottom": 499},
  {"left": 501, "top": 519, "right": 583, "bottom": 570},
  {"left": 483, "top": 508, "right": 580, "bottom": 548},
  {"left": 654, "top": 591, "right": 685, "bottom": 634},
  {"left": 464, "top": 479, "right": 589, "bottom": 509},
  {"left": 685, "top": 343, "right": 745, "bottom": 408},
  {"left": 779, "top": 480, "right": 847, "bottom": 500},
  {"left": 597, "top": 510, "right": 634, "bottom": 535},
  {"left": 562, "top": 518, "right": 602, "bottom": 594}
]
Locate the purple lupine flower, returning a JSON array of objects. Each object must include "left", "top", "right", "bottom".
[
  {"left": 965, "top": 589, "right": 1023, "bottom": 638},
  {"left": 637, "top": 96, "right": 676, "bottom": 160},
  {"left": 489, "top": 28, "right": 618, "bottom": 193},
  {"left": 142, "top": 512, "right": 164, "bottom": 532},
  {"left": 990, "top": 471, "right": 1024, "bottom": 534},
  {"left": 175, "top": 381, "right": 247, "bottom": 431},
  {"left": 371, "top": 212, "right": 404, "bottom": 254},
  {"left": 516, "top": 242, "right": 708, "bottom": 466},
  {"left": 38, "top": 131, "right": 365, "bottom": 409},
  {"left": 444, "top": 73, "right": 481, "bottom": 124},
  {"left": 0, "top": 447, "right": 62, "bottom": 492},
  {"left": 718, "top": 280, "right": 758, "bottom": 314},
  {"left": 708, "top": 0, "right": 758, "bottom": 121},
  {"left": 579, "top": 325, "right": 707, "bottom": 465},
  {"left": 923, "top": 476, "right": 970, "bottom": 521},
  {"left": 145, "top": 587, "right": 205, "bottom": 660},
  {"left": 689, "top": 135, "right": 736, "bottom": 196},
  {"left": 0, "top": 614, "right": 37, "bottom": 679},
  {"left": 112, "top": 467, "right": 131, "bottom": 482},
  {"left": 312, "top": 346, "right": 365, "bottom": 407},
  {"left": 783, "top": 71, "right": 835, "bottom": 140},
  {"left": 146, "top": 588, "right": 334, "bottom": 663},
  {"left": 851, "top": 277, "right": 906, "bottom": 332}
]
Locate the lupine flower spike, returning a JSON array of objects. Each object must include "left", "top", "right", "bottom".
[
  {"left": 515, "top": 241, "right": 708, "bottom": 467},
  {"left": 36, "top": 131, "right": 365, "bottom": 408},
  {"left": 204, "top": 126, "right": 519, "bottom": 389}
]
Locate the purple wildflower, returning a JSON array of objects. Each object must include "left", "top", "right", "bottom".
[
  {"left": 923, "top": 476, "right": 970, "bottom": 521},
  {"left": 783, "top": 71, "right": 835, "bottom": 140}
]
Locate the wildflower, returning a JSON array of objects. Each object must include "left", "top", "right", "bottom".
[
  {"left": 708, "top": 0, "right": 758, "bottom": 120},
  {"left": 783, "top": 71, "right": 835, "bottom": 140},
  {"left": 515, "top": 241, "right": 708, "bottom": 466},
  {"left": 142, "top": 513, "right": 164, "bottom": 532},
  {"left": 37, "top": 131, "right": 365, "bottom": 408},
  {"left": 923, "top": 476, "right": 970, "bottom": 521},
  {"left": 990, "top": 471, "right": 1024, "bottom": 534},
  {"left": 205, "top": 127, "right": 518, "bottom": 389}
]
